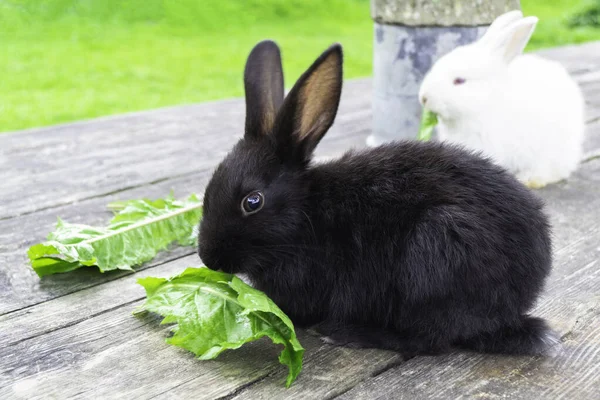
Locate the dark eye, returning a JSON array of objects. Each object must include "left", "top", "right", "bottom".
[
  {"left": 241, "top": 191, "right": 264, "bottom": 215},
  {"left": 453, "top": 77, "right": 466, "bottom": 85}
]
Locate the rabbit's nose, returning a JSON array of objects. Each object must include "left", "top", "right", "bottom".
[{"left": 421, "top": 95, "right": 428, "bottom": 105}]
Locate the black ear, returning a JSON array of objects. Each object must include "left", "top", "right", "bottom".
[
  {"left": 244, "top": 40, "right": 285, "bottom": 139},
  {"left": 274, "top": 44, "right": 343, "bottom": 163}
]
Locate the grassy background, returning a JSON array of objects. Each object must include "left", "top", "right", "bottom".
[{"left": 1, "top": 0, "right": 599, "bottom": 132}]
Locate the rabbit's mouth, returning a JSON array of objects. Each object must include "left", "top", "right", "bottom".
[
  {"left": 200, "top": 249, "right": 258, "bottom": 275},
  {"left": 198, "top": 243, "right": 228, "bottom": 272},
  {"left": 204, "top": 259, "right": 242, "bottom": 274},
  {"left": 201, "top": 251, "right": 239, "bottom": 274},
  {"left": 423, "top": 102, "right": 451, "bottom": 122}
]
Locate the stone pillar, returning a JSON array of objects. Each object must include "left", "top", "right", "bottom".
[{"left": 367, "top": 0, "right": 521, "bottom": 146}]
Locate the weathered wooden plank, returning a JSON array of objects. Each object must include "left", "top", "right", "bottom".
[
  {"left": 4, "top": 158, "right": 595, "bottom": 399},
  {"left": 1, "top": 319, "right": 400, "bottom": 400},
  {"left": 578, "top": 72, "right": 600, "bottom": 100},
  {"left": 0, "top": 281, "right": 400, "bottom": 400},
  {"left": 537, "top": 42, "right": 600, "bottom": 76},
  {"left": 167, "top": 337, "right": 403, "bottom": 400},
  {"left": 587, "top": 107, "right": 600, "bottom": 125},
  {"left": 579, "top": 73, "right": 600, "bottom": 123},
  {"left": 337, "top": 310, "right": 600, "bottom": 400},
  {"left": 0, "top": 79, "right": 371, "bottom": 220},
  {"left": 0, "top": 300, "right": 279, "bottom": 400},
  {"left": 584, "top": 119, "right": 600, "bottom": 158},
  {"left": 0, "top": 255, "right": 198, "bottom": 348},
  {"left": 541, "top": 43, "right": 600, "bottom": 125},
  {"left": 335, "top": 159, "right": 600, "bottom": 400}
]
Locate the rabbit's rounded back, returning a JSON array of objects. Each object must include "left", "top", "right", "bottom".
[{"left": 419, "top": 12, "right": 585, "bottom": 187}]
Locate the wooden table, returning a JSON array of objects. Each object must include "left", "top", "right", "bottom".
[{"left": 1, "top": 42, "right": 599, "bottom": 399}]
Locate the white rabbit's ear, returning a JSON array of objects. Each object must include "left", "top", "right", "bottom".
[
  {"left": 478, "top": 10, "right": 524, "bottom": 47},
  {"left": 489, "top": 16, "right": 538, "bottom": 64}
]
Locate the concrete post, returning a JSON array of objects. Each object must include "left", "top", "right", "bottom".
[{"left": 367, "top": 0, "right": 521, "bottom": 146}]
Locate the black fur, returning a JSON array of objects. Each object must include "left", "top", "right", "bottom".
[{"left": 198, "top": 41, "right": 557, "bottom": 357}]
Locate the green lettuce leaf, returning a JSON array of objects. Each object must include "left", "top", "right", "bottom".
[
  {"left": 28, "top": 194, "right": 203, "bottom": 277},
  {"left": 137, "top": 267, "right": 304, "bottom": 387},
  {"left": 417, "top": 109, "right": 438, "bottom": 141}
]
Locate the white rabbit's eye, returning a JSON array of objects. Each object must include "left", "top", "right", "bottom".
[
  {"left": 241, "top": 191, "right": 264, "bottom": 215},
  {"left": 453, "top": 78, "right": 466, "bottom": 85}
]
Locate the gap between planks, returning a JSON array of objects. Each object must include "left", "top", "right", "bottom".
[{"left": 2, "top": 158, "right": 596, "bottom": 399}]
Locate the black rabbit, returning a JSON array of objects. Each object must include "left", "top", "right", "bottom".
[{"left": 198, "top": 40, "right": 559, "bottom": 357}]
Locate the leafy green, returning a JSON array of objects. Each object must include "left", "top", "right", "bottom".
[
  {"left": 28, "top": 193, "right": 304, "bottom": 386},
  {"left": 137, "top": 267, "right": 304, "bottom": 387},
  {"left": 417, "top": 109, "right": 438, "bottom": 141},
  {"left": 28, "top": 194, "right": 203, "bottom": 277}
]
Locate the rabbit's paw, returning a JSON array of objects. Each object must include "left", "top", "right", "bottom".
[
  {"left": 525, "top": 180, "right": 547, "bottom": 189},
  {"left": 320, "top": 335, "right": 366, "bottom": 349}
]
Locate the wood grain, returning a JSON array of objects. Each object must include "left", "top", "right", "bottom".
[
  {"left": 0, "top": 279, "right": 400, "bottom": 399},
  {"left": 1, "top": 300, "right": 279, "bottom": 400},
  {"left": 1, "top": 159, "right": 598, "bottom": 400}
]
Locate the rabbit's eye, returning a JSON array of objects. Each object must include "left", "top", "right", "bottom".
[
  {"left": 453, "top": 77, "right": 466, "bottom": 85},
  {"left": 241, "top": 191, "right": 264, "bottom": 215}
]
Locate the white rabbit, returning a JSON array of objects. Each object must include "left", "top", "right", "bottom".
[{"left": 418, "top": 10, "right": 585, "bottom": 188}]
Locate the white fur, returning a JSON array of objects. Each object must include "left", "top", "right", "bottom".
[{"left": 419, "top": 12, "right": 585, "bottom": 188}]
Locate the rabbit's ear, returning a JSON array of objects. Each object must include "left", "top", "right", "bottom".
[
  {"left": 489, "top": 17, "right": 538, "bottom": 64},
  {"left": 274, "top": 44, "right": 343, "bottom": 163},
  {"left": 478, "top": 10, "right": 524, "bottom": 47},
  {"left": 244, "top": 40, "right": 285, "bottom": 139}
]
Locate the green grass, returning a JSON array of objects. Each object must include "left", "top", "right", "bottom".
[
  {"left": 523, "top": 0, "right": 600, "bottom": 48},
  {"left": 1, "top": 0, "right": 599, "bottom": 132},
  {"left": 0, "top": 0, "right": 372, "bottom": 132}
]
